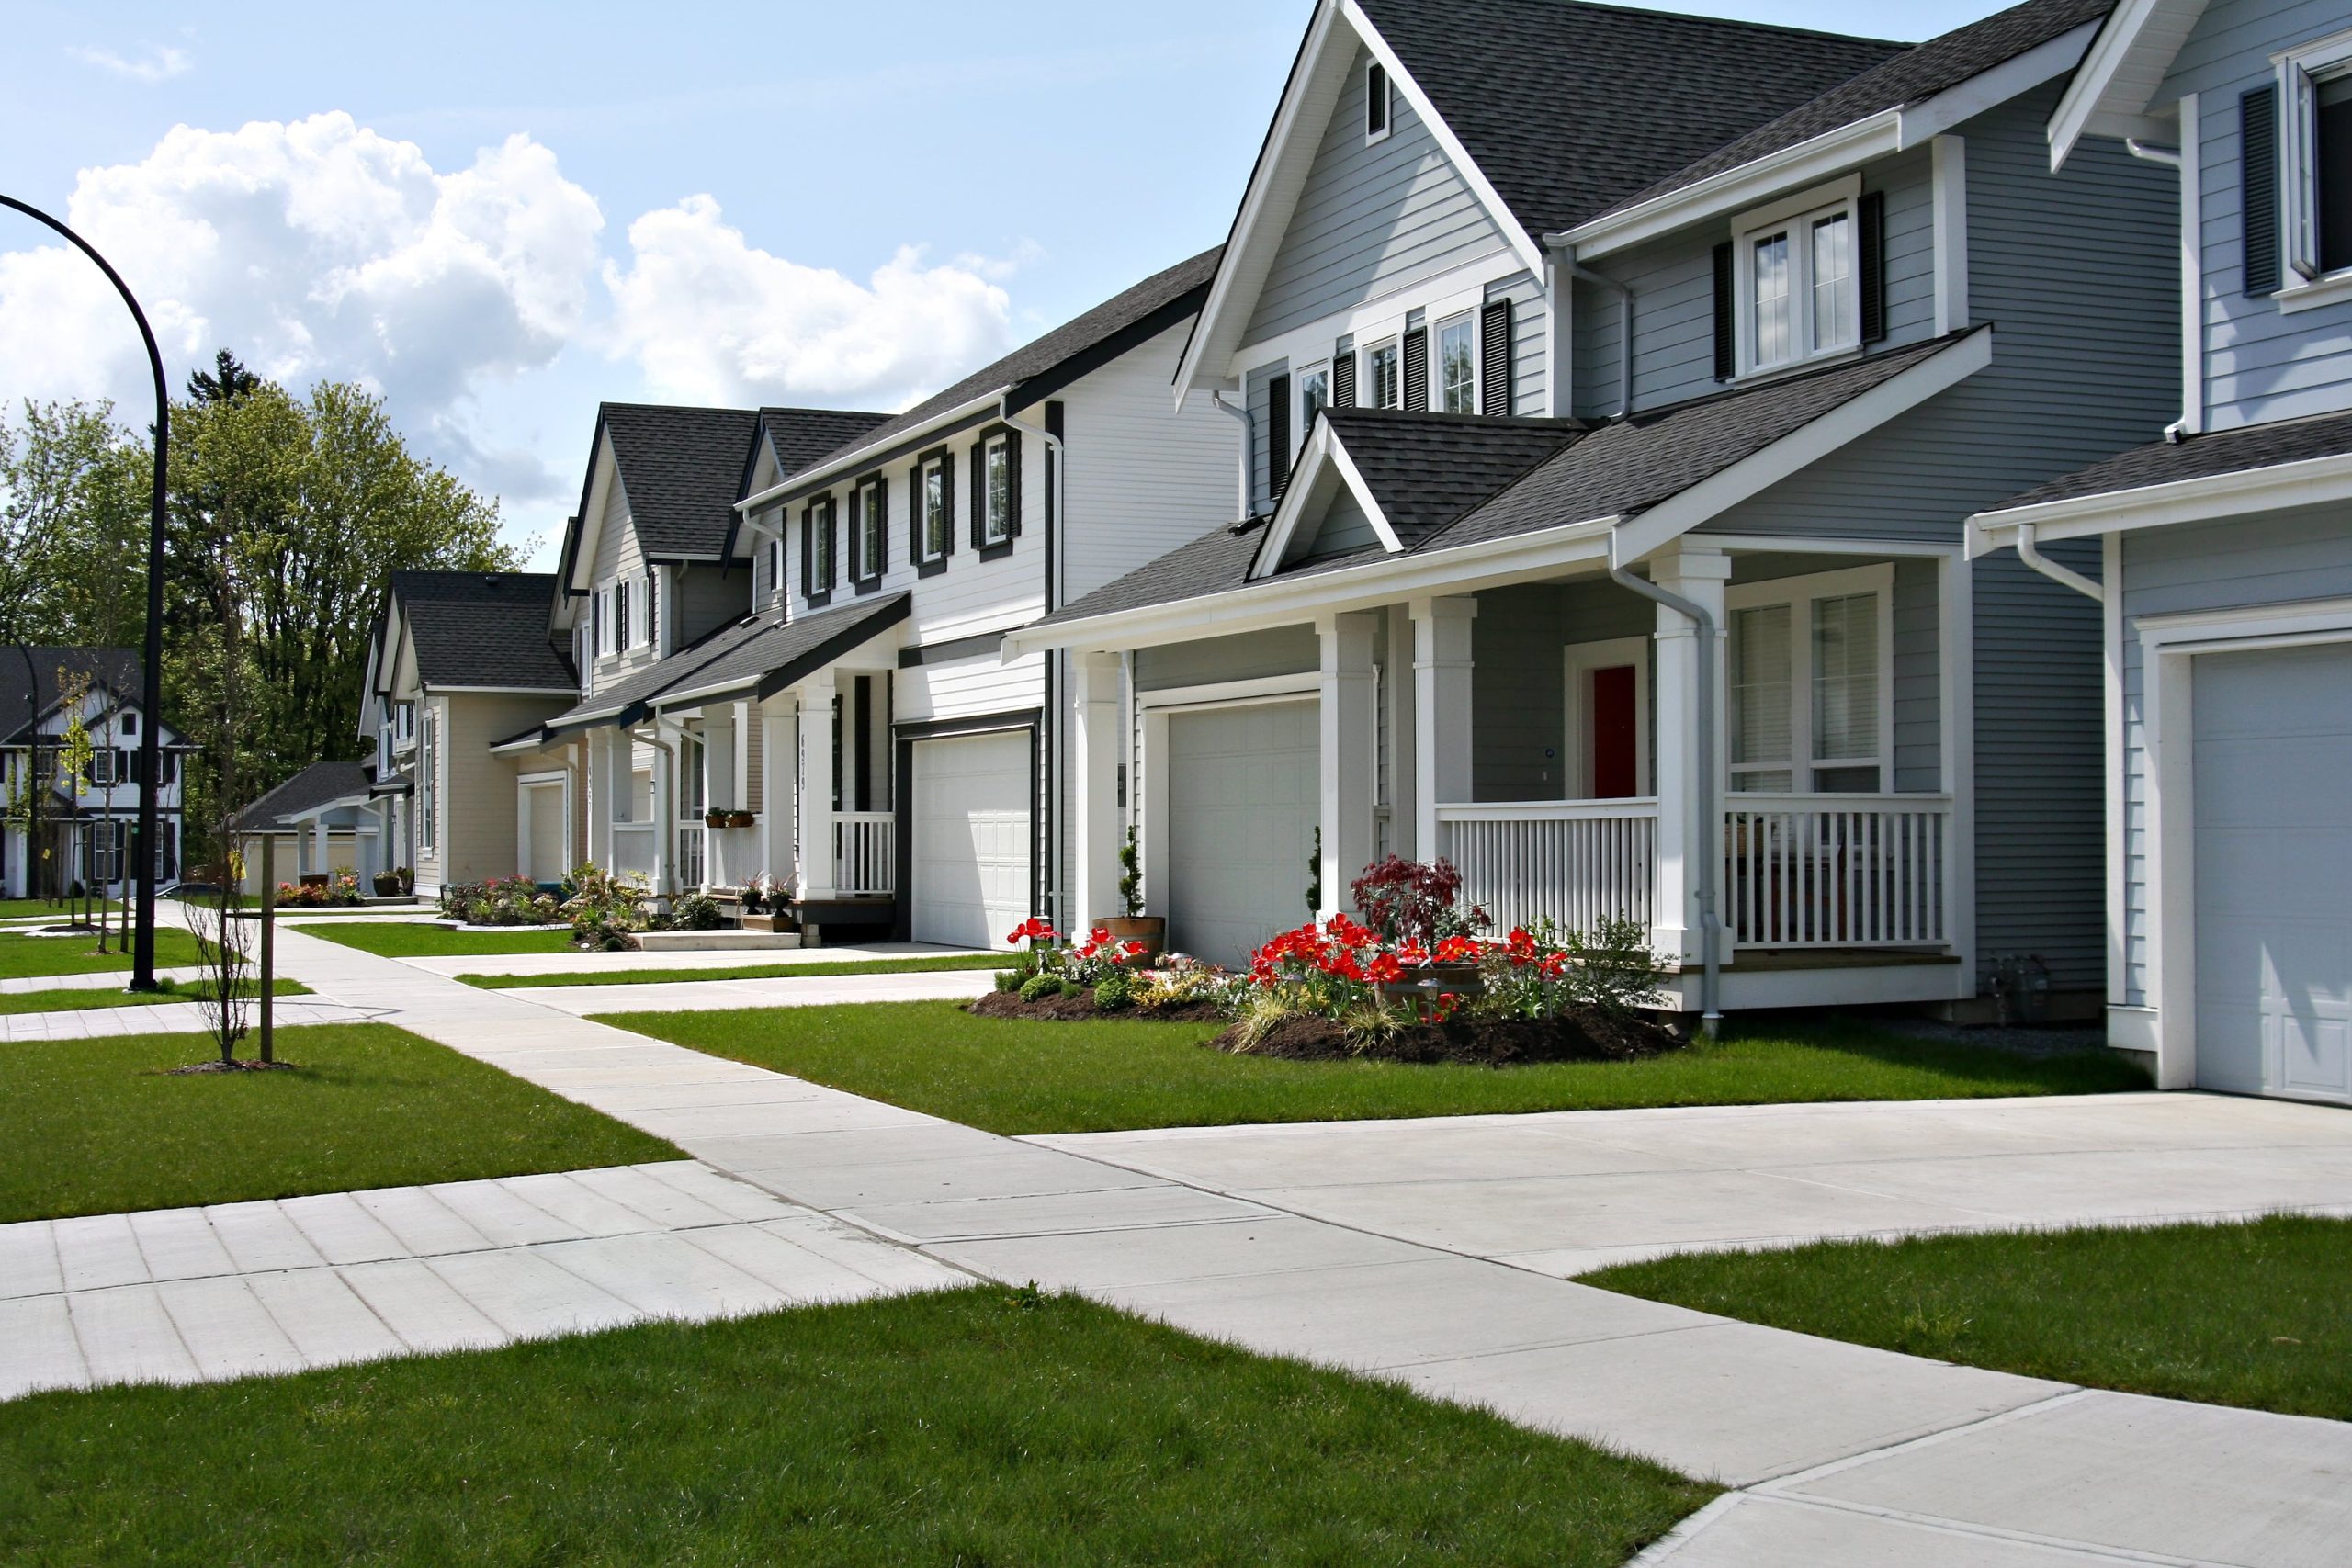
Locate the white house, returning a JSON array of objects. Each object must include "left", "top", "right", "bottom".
[{"left": 0, "top": 648, "right": 185, "bottom": 900}]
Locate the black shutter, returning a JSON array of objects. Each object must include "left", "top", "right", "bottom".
[
  {"left": 2244, "top": 85, "right": 2281, "bottom": 297},
  {"left": 799, "top": 507, "right": 812, "bottom": 595},
  {"left": 874, "top": 479, "right": 888, "bottom": 575},
  {"left": 1712, "top": 242, "right": 1736, "bottom": 381},
  {"left": 1005, "top": 431, "right": 1023, "bottom": 537},
  {"left": 1479, "top": 299, "right": 1513, "bottom": 414},
  {"left": 1332, "top": 353, "right": 1356, "bottom": 409},
  {"left": 907, "top": 467, "right": 922, "bottom": 566},
  {"left": 967, "top": 441, "right": 985, "bottom": 550},
  {"left": 1267, "top": 374, "right": 1293, "bottom": 502},
  {"left": 940, "top": 451, "right": 955, "bottom": 557},
  {"left": 1403, "top": 327, "right": 1429, "bottom": 412},
  {"left": 1860, "top": 190, "right": 1888, "bottom": 342}
]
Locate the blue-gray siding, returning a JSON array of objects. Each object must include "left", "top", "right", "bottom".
[
  {"left": 1245, "top": 44, "right": 1514, "bottom": 344},
  {"left": 1488, "top": 271, "right": 1550, "bottom": 417},
  {"left": 2118, "top": 506, "right": 2352, "bottom": 1006},
  {"left": 1135, "top": 626, "right": 1319, "bottom": 693},
  {"left": 1306, "top": 488, "right": 1383, "bottom": 559},
  {"left": 2160, "top": 0, "right": 2352, "bottom": 430},
  {"left": 1471, "top": 579, "right": 1654, "bottom": 801},
  {"left": 1248, "top": 359, "right": 1287, "bottom": 515}
]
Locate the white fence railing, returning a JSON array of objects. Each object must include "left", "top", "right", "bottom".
[
  {"left": 832, "top": 811, "right": 895, "bottom": 896},
  {"left": 610, "top": 822, "right": 656, "bottom": 879},
  {"left": 1436, "top": 800, "right": 1657, "bottom": 937},
  {"left": 674, "top": 826, "right": 706, "bottom": 892},
  {"left": 1724, "top": 795, "right": 1951, "bottom": 949}
]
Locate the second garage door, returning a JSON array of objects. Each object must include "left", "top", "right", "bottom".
[
  {"left": 2191, "top": 642, "right": 2352, "bottom": 1104},
  {"left": 910, "top": 730, "right": 1032, "bottom": 951},
  {"left": 1165, "top": 699, "right": 1319, "bottom": 967}
]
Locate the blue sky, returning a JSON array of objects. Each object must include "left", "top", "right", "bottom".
[{"left": 0, "top": 1, "right": 2015, "bottom": 565}]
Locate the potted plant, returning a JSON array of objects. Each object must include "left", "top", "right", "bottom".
[
  {"left": 726, "top": 808, "right": 755, "bottom": 829},
  {"left": 371, "top": 869, "right": 403, "bottom": 897},
  {"left": 703, "top": 807, "right": 729, "bottom": 829},
  {"left": 1098, "top": 826, "right": 1165, "bottom": 953}
]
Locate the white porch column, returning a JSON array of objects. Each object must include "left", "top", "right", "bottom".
[
  {"left": 313, "top": 817, "right": 330, "bottom": 877},
  {"left": 1071, "top": 650, "right": 1124, "bottom": 928},
  {"left": 587, "top": 728, "right": 613, "bottom": 867},
  {"left": 647, "top": 729, "right": 671, "bottom": 894},
  {"left": 1410, "top": 596, "right": 1477, "bottom": 866},
  {"left": 1318, "top": 611, "right": 1380, "bottom": 919},
  {"left": 797, "top": 671, "right": 840, "bottom": 900},
  {"left": 760, "top": 694, "right": 796, "bottom": 883},
  {"left": 1648, "top": 547, "right": 1731, "bottom": 965}
]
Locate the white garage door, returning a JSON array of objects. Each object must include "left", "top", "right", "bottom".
[
  {"left": 1166, "top": 700, "right": 1319, "bottom": 968},
  {"left": 2192, "top": 643, "right": 2352, "bottom": 1104},
  {"left": 910, "top": 730, "right": 1033, "bottom": 951}
]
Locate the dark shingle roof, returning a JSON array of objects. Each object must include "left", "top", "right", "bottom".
[
  {"left": 1982, "top": 407, "right": 2352, "bottom": 514},
  {"left": 796, "top": 247, "right": 1225, "bottom": 477},
  {"left": 1600, "top": 0, "right": 2113, "bottom": 220},
  {"left": 647, "top": 595, "right": 912, "bottom": 709},
  {"left": 0, "top": 648, "right": 142, "bottom": 743},
  {"left": 236, "top": 761, "right": 370, "bottom": 832},
  {"left": 1318, "top": 409, "right": 1587, "bottom": 548},
  {"left": 600, "top": 403, "right": 764, "bottom": 558},
  {"left": 391, "top": 571, "right": 574, "bottom": 692},
  {"left": 760, "top": 408, "right": 895, "bottom": 479},
  {"left": 1037, "top": 330, "right": 1978, "bottom": 628},
  {"left": 1358, "top": 0, "right": 1905, "bottom": 238}
]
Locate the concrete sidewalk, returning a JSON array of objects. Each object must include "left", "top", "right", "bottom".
[
  {"left": 0, "top": 966, "right": 210, "bottom": 995},
  {"left": 403, "top": 941, "right": 998, "bottom": 980},
  {"left": 515, "top": 968, "right": 1001, "bottom": 1015},
  {"left": 38, "top": 919, "right": 2346, "bottom": 1567},
  {"left": 0, "top": 998, "right": 383, "bottom": 1041}
]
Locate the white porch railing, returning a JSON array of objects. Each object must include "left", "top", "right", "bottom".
[
  {"left": 1436, "top": 800, "right": 1657, "bottom": 937},
  {"left": 610, "top": 822, "right": 656, "bottom": 879},
  {"left": 675, "top": 826, "right": 706, "bottom": 892},
  {"left": 1724, "top": 795, "right": 1951, "bottom": 949},
  {"left": 831, "top": 811, "right": 895, "bottom": 896}
]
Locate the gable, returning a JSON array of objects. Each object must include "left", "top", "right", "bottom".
[{"left": 1244, "top": 41, "right": 1512, "bottom": 345}]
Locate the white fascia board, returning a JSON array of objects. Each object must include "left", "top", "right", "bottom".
[
  {"left": 1612, "top": 326, "right": 1996, "bottom": 563},
  {"left": 1340, "top": 0, "right": 1544, "bottom": 279},
  {"left": 569, "top": 437, "right": 619, "bottom": 598},
  {"left": 1563, "top": 21, "right": 2099, "bottom": 262},
  {"left": 734, "top": 390, "right": 1003, "bottom": 513},
  {"left": 1173, "top": 1, "right": 1351, "bottom": 410},
  {"left": 1967, "top": 448, "right": 2352, "bottom": 555},
  {"left": 424, "top": 684, "right": 578, "bottom": 696},
  {"left": 1003, "top": 515, "right": 1621, "bottom": 660},
  {"left": 1247, "top": 423, "right": 1404, "bottom": 578},
  {"left": 1558, "top": 114, "right": 1901, "bottom": 261},
  {"left": 2049, "top": 0, "right": 2206, "bottom": 169}
]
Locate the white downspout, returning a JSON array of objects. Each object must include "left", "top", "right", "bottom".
[
  {"left": 1549, "top": 239, "right": 1631, "bottom": 417},
  {"left": 1002, "top": 400, "right": 1071, "bottom": 930},
  {"left": 1211, "top": 390, "right": 1256, "bottom": 518},
  {"left": 2014, "top": 522, "right": 2105, "bottom": 604},
  {"left": 1607, "top": 526, "right": 1722, "bottom": 1035},
  {"left": 2125, "top": 137, "right": 2194, "bottom": 443}
]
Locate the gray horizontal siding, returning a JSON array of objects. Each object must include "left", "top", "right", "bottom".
[
  {"left": 1135, "top": 626, "right": 1319, "bottom": 693},
  {"left": 1247, "top": 359, "right": 1286, "bottom": 516},
  {"left": 1246, "top": 43, "right": 1513, "bottom": 344},
  {"left": 1487, "top": 271, "right": 1549, "bottom": 417},
  {"left": 1305, "top": 488, "right": 1382, "bottom": 559},
  {"left": 2117, "top": 506, "right": 2352, "bottom": 1006},
  {"left": 1472, "top": 579, "right": 1653, "bottom": 801}
]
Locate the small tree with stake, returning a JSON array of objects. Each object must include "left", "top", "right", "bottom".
[{"left": 1118, "top": 826, "right": 1144, "bottom": 919}]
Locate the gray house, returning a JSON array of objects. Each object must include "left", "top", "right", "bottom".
[
  {"left": 1009, "top": 0, "right": 2183, "bottom": 1023},
  {"left": 1971, "top": 0, "right": 2352, "bottom": 1102}
]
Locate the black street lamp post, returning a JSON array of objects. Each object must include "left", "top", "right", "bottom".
[{"left": 1, "top": 193, "right": 170, "bottom": 990}]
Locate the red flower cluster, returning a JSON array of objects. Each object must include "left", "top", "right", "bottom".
[
  {"left": 1006, "top": 916, "right": 1057, "bottom": 947},
  {"left": 1072, "top": 926, "right": 1150, "bottom": 967}
]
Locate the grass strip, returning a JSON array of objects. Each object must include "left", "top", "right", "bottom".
[
  {"left": 1580, "top": 1215, "right": 2352, "bottom": 1420},
  {"left": 0, "top": 977, "right": 310, "bottom": 1015},
  {"left": 593, "top": 1001, "right": 2152, "bottom": 1135},
  {"left": 464, "top": 952, "right": 1012, "bottom": 989},
  {"left": 302, "top": 922, "right": 579, "bottom": 958},
  {"left": 0, "top": 1287, "right": 1710, "bottom": 1566},
  {"left": 0, "top": 1022, "right": 676, "bottom": 1224},
  {"left": 0, "top": 927, "right": 207, "bottom": 981}
]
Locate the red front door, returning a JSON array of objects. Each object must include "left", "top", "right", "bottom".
[{"left": 1590, "top": 665, "right": 1638, "bottom": 798}]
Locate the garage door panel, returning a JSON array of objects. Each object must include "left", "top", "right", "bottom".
[
  {"left": 2192, "top": 644, "right": 2352, "bottom": 1105},
  {"left": 911, "top": 732, "right": 1032, "bottom": 952},
  {"left": 1166, "top": 701, "right": 1318, "bottom": 968}
]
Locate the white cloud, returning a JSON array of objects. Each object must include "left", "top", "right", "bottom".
[
  {"left": 0, "top": 112, "right": 603, "bottom": 515},
  {"left": 603, "top": 195, "right": 1016, "bottom": 410},
  {"left": 67, "top": 44, "right": 192, "bottom": 83}
]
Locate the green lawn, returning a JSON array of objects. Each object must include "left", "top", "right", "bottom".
[
  {"left": 466, "top": 952, "right": 1014, "bottom": 989},
  {"left": 0, "top": 1288, "right": 1708, "bottom": 1566},
  {"left": 304, "top": 921, "right": 579, "bottom": 958},
  {"left": 0, "top": 927, "right": 206, "bottom": 981},
  {"left": 1581, "top": 1215, "right": 2352, "bottom": 1421},
  {"left": 0, "top": 897, "right": 119, "bottom": 920},
  {"left": 593, "top": 1002, "right": 2152, "bottom": 1136},
  {"left": 0, "top": 977, "right": 311, "bottom": 1014},
  {"left": 0, "top": 1023, "right": 676, "bottom": 1224}
]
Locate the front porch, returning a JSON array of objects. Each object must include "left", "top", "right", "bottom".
[{"left": 1079, "top": 541, "right": 1974, "bottom": 1010}]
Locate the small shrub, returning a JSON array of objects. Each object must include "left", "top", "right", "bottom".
[
  {"left": 673, "top": 893, "right": 726, "bottom": 931},
  {"left": 1018, "top": 972, "right": 1061, "bottom": 1004},
  {"left": 1094, "top": 972, "right": 1135, "bottom": 1011},
  {"left": 1351, "top": 856, "right": 1489, "bottom": 945},
  {"left": 1056, "top": 977, "right": 1085, "bottom": 1001},
  {"left": 561, "top": 863, "right": 651, "bottom": 949}
]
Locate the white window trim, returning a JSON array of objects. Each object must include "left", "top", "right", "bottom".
[
  {"left": 417, "top": 708, "right": 437, "bottom": 856},
  {"left": 1364, "top": 60, "right": 1392, "bottom": 146},
  {"left": 982, "top": 436, "right": 1014, "bottom": 546},
  {"left": 1561, "top": 635, "right": 1653, "bottom": 799},
  {"left": 1434, "top": 311, "right": 1479, "bottom": 415},
  {"left": 2275, "top": 27, "right": 2352, "bottom": 306},
  {"left": 919, "top": 456, "right": 951, "bottom": 563},
  {"left": 1732, "top": 174, "right": 1865, "bottom": 382},
  {"left": 1364, "top": 336, "right": 1402, "bottom": 409},
  {"left": 852, "top": 479, "right": 885, "bottom": 581},
  {"left": 1724, "top": 563, "right": 1896, "bottom": 794}
]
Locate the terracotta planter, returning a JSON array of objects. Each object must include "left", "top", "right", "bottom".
[
  {"left": 1097, "top": 915, "right": 1166, "bottom": 954},
  {"left": 703, "top": 810, "right": 728, "bottom": 829},
  {"left": 726, "top": 810, "right": 755, "bottom": 829},
  {"left": 1420, "top": 961, "right": 1486, "bottom": 997}
]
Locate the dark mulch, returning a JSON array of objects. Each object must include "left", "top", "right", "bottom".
[
  {"left": 158, "top": 1059, "right": 301, "bottom": 1076},
  {"left": 967, "top": 990, "right": 1227, "bottom": 1024},
  {"left": 1217, "top": 1009, "right": 1681, "bottom": 1066}
]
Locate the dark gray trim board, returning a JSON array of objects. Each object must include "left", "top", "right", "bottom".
[
  {"left": 753, "top": 408, "right": 1001, "bottom": 514},
  {"left": 898, "top": 630, "right": 1013, "bottom": 669}
]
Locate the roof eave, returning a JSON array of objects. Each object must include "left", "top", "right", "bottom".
[
  {"left": 1967, "top": 447, "right": 2352, "bottom": 557},
  {"left": 2047, "top": 0, "right": 2208, "bottom": 170}
]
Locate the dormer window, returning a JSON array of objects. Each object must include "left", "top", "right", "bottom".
[
  {"left": 1365, "top": 61, "right": 1391, "bottom": 144},
  {"left": 1733, "top": 181, "right": 1862, "bottom": 378}
]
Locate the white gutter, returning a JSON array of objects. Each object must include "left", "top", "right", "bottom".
[
  {"left": 2014, "top": 522, "right": 2106, "bottom": 604},
  {"left": 1605, "top": 525, "right": 1722, "bottom": 1035},
  {"left": 1210, "top": 391, "right": 1255, "bottom": 521}
]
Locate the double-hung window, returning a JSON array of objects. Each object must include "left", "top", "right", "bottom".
[
  {"left": 1437, "top": 315, "right": 1476, "bottom": 413},
  {"left": 1735, "top": 182, "right": 1861, "bottom": 377},
  {"left": 850, "top": 477, "right": 886, "bottom": 581},
  {"left": 1367, "top": 339, "right": 1401, "bottom": 409},
  {"left": 982, "top": 434, "right": 1015, "bottom": 546},
  {"left": 2278, "top": 29, "right": 2352, "bottom": 294},
  {"left": 808, "top": 496, "right": 836, "bottom": 595},
  {"left": 1297, "top": 364, "right": 1330, "bottom": 441},
  {"left": 417, "top": 709, "right": 437, "bottom": 855},
  {"left": 1726, "top": 566, "right": 1893, "bottom": 795},
  {"left": 918, "top": 452, "right": 951, "bottom": 565}
]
